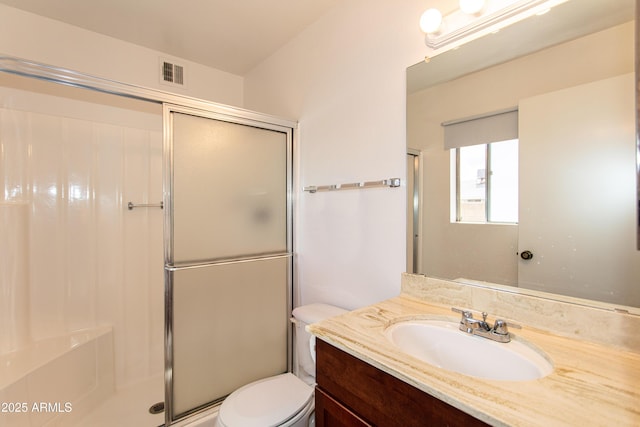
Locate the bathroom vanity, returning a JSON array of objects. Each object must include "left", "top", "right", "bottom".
[
  {"left": 310, "top": 274, "right": 640, "bottom": 427},
  {"left": 315, "top": 339, "right": 488, "bottom": 426}
]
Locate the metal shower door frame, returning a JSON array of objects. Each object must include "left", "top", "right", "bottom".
[{"left": 162, "top": 103, "right": 295, "bottom": 425}]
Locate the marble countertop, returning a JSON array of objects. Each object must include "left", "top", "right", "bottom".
[{"left": 309, "top": 293, "right": 640, "bottom": 426}]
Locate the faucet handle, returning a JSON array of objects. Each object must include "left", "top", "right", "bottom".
[
  {"left": 451, "top": 307, "right": 489, "bottom": 320},
  {"left": 493, "top": 319, "right": 522, "bottom": 335},
  {"left": 451, "top": 307, "right": 473, "bottom": 319}
]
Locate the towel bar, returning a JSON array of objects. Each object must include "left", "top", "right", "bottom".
[
  {"left": 127, "top": 201, "right": 164, "bottom": 210},
  {"left": 303, "top": 178, "right": 400, "bottom": 194}
]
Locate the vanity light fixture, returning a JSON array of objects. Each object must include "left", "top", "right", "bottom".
[
  {"left": 459, "top": 0, "right": 486, "bottom": 15},
  {"left": 419, "top": 8, "right": 444, "bottom": 34},
  {"left": 420, "top": 0, "right": 569, "bottom": 58}
]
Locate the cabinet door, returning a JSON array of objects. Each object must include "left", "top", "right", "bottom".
[
  {"left": 315, "top": 339, "right": 490, "bottom": 427},
  {"left": 316, "top": 388, "right": 372, "bottom": 427}
]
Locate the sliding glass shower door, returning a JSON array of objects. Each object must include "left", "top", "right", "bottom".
[{"left": 163, "top": 105, "right": 293, "bottom": 424}]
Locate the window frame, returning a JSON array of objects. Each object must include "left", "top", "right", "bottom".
[{"left": 453, "top": 140, "right": 518, "bottom": 224}]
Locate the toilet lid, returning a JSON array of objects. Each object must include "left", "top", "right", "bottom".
[{"left": 219, "top": 373, "right": 313, "bottom": 427}]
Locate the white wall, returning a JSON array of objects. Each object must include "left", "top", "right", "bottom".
[
  {"left": 244, "top": 0, "right": 429, "bottom": 309},
  {"left": 0, "top": 4, "right": 244, "bottom": 107}
]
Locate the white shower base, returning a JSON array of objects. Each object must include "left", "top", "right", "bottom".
[
  {"left": 77, "top": 379, "right": 221, "bottom": 427},
  {"left": 0, "top": 324, "right": 222, "bottom": 427},
  {"left": 72, "top": 375, "right": 164, "bottom": 427}
]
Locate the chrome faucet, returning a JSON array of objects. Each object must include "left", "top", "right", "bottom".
[{"left": 451, "top": 308, "right": 520, "bottom": 343}]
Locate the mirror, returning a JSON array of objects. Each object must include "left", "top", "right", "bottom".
[{"left": 407, "top": 0, "right": 640, "bottom": 308}]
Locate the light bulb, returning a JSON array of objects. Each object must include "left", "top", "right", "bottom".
[
  {"left": 459, "top": 0, "right": 485, "bottom": 15},
  {"left": 420, "top": 8, "right": 443, "bottom": 34}
]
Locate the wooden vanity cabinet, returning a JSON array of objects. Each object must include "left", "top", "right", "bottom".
[{"left": 315, "top": 338, "right": 490, "bottom": 427}]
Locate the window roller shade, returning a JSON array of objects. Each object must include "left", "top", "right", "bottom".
[{"left": 443, "top": 108, "right": 518, "bottom": 150}]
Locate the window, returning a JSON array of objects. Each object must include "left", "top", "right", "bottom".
[
  {"left": 453, "top": 139, "right": 518, "bottom": 223},
  {"left": 443, "top": 108, "right": 519, "bottom": 224}
]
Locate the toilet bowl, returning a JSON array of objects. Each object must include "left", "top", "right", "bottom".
[{"left": 215, "top": 303, "right": 347, "bottom": 427}]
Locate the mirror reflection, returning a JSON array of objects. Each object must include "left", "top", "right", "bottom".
[{"left": 407, "top": 0, "right": 640, "bottom": 307}]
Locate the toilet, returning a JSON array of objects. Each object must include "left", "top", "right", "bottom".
[{"left": 215, "top": 303, "right": 347, "bottom": 427}]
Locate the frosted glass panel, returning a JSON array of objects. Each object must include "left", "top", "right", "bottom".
[
  {"left": 171, "top": 256, "right": 289, "bottom": 417},
  {"left": 172, "top": 113, "right": 288, "bottom": 263}
]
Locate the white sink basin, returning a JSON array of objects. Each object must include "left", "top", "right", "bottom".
[{"left": 384, "top": 320, "right": 553, "bottom": 381}]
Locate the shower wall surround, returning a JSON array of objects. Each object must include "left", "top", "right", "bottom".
[
  {"left": 0, "top": 201, "right": 29, "bottom": 354},
  {"left": 0, "top": 82, "right": 164, "bottom": 388}
]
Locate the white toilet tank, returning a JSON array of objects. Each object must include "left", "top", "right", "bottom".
[
  {"left": 292, "top": 303, "right": 347, "bottom": 385},
  {"left": 216, "top": 303, "right": 347, "bottom": 427}
]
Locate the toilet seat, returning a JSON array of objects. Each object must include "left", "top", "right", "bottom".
[{"left": 218, "top": 373, "right": 313, "bottom": 427}]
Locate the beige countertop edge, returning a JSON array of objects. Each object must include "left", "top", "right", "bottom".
[{"left": 308, "top": 295, "right": 640, "bottom": 427}]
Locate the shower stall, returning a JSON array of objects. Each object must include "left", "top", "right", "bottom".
[{"left": 0, "top": 57, "right": 294, "bottom": 427}]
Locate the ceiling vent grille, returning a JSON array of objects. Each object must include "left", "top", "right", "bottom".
[{"left": 160, "top": 60, "right": 185, "bottom": 86}]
